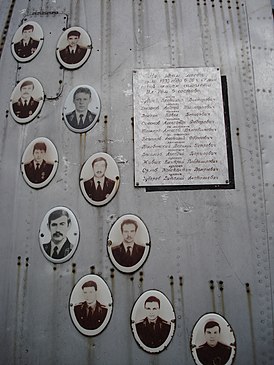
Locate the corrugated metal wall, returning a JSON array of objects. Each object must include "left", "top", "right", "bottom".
[{"left": 0, "top": 0, "right": 273, "bottom": 364}]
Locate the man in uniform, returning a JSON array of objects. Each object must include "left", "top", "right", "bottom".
[
  {"left": 111, "top": 219, "right": 145, "bottom": 267},
  {"left": 24, "top": 142, "right": 53, "bottom": 184},
  {"left": 43, "top": 209, "right": 73, "bottom": 260},
  {"left": 84, "top": 156, "right": 115, "bottom": 202},
  {"left": 196, "top": 321, "right": 232, "bottom": 365},
  {"left": 136, "top": 296, "right": 171, "bottom": 348},
  {"left": 59, "top": 30, "right": 87, "bottom": 64},
  {"left": 12, "top": 80, "right": 39, "bottom": 119},
  {"left": 65, "top": 87, "right": 96, "bottom": 130},
  {"left": 14, "top": 24, "right": 39, "bottom": 58},
  {"left": 74, "top": 281, "right": 108, "bottom": 330}
]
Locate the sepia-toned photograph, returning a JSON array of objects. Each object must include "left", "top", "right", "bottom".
[
  {"left": 56, "top": 26, "right": 92, "bottom": 70},
  {"left": 107, "top": 214, "right": 150, "bottom": 274},
  {"left": 131, "top": 290, "right": 175, "bottom": 353},
  {"left": 21, "top": 137, "right": 58, "bottom": 189},
  {"left": 80, "top": 152, "right": 120, "bottom": 207},
  {"left": 11, "top": 21, "right": 43, "bottom": 62},
  {"left": 69, "top": 274, "right": 113, "bottom": 336},
  {"left": 10, "top": 77, "right": 44, "bottom": 124},
  {"left": 190, "top": 312, "right": 236, "bottom": 365},
  {"left": 39, "top": 206, "right": 79, "bottom": 264},
  {"left": 63, "top": 85, "right": 100, "bottom": 133}
]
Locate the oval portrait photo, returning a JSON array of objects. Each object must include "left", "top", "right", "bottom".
[
  {"left": 80, "top": 152, "right": 120, "bottom": 207},
  {"left": 63, "top": 85, "right": 100, "bottom": 133},
  {"left": 131, "top": 290, "right": 176, "bottom": 353},
  {"left": 21, "top": 137, "right": 58, "bottom": 189},
  {"left": 107, "top": 214, "right": 150, "bottom": 274},
  {"left": 69, "top": 274, "right": 113, "bottom": 336},
  {"left": 10, "top": 77, "right": 44, "bottom": 124},
  {"left": 56, "top": 26, "right": 92, "bottom": 70},
  {"left": 11, "top": 21, "right": 43, "bottom": 62},
  {"left": 190, "top": 312, "right": 236, "bottom": 365},
  {"left": 39, "top": 206, "right": 80, "bottom": 264}
]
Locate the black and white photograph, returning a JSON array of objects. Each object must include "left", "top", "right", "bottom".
[
  {"left": 69, "top": 274, "right": 113, "bottom": 336},
  {"left": 11, "top": 21, "right": 43, "bottom": 62},
  {"left": 39, "top": 206, "right": 79, "bottom": 264},
  {"left": 107, "top": 214, "right": 150, "bottom": 274},
  {"left": 63, "top": 85, "right": 100, "bottom": 133},
  {"left": 190, "top": 312, "right": 236, "bottom": 365},
  {"left": 80, "top": 152, "right": 120, "bottom": 206},
  {"left": 131, "top": 290, "right": 175, "bottom": 353},
  {"left": 21, "top": 137, "right": 58, "bottom": 189},
  {"left": 10, "top": 77, "right": 44, "bottom": 124},
  {"left": 56, "top": 26, "right": 92, "bottom": 69}
]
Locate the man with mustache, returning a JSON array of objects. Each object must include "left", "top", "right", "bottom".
[
  {"left": 84, "top": 156, "right": 115, "bottom": 202},
  {"left": 43, "top": 210, "right": 73, "bottom": 260},
  {"left": 12, "top": 80, "right": 39, "bottom": 119}
]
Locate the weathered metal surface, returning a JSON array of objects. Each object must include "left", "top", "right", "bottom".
[{"left": 0, "top": 0, "right": 273, "bottom": 364}]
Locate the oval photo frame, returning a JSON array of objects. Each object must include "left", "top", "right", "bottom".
[
  {"left": 21, "top": 137, "right": 58, "bottom": 189},
  {"left": 56, "top": 26, "right": 92, "bottom": 70},
  {"left": 11, "top": 21, "right": 43, "bottom": 62},
  {"left": 63, "top": 85, "right": 101, "bottom": 133},
  {"left": 69, "top": 274, "right": 113, "bottom": 336},
  {"left": 131, "top": 289, "right": 176, "bottom": 353},
  {"left": 39, "top": 206, "right": 80, "bottom": 264},
  {"left": 190, "top": 312, "right": 236, "bottom": 365},
  {"left": 10, "top": 77, "right": 44, "bottom": 124},
  {"left": 80, "top": 152, "right": 120, "bottom": 207},
  {"left": 107, "top": 214, "right": 150, "bottom": 274}
]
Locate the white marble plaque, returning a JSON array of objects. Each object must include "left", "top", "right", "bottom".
[{"left": 133, "top": 67, "right": 231, "bottom": 188}]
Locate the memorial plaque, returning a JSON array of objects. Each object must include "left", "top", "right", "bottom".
[{"left": 133, "top": 67, "right": 234, "bottom": 190}]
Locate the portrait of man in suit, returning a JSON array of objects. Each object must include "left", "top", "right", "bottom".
[
  {"left": 13, "top": 23, "right": 39, "bottom": 59},
  {"left": 111, "top": 218, "right": 145, "bottom": 267},
  {"left": 196, "top": 321, "right": 232, "bottom": 365},
  {"left": 24, "top": 141, "right": 53, "bottom": 184},
  {"left": 65, "top": 87, "right": 96, "bottom": 131},
  {"left": 59, "top": 29, "right": 87, "bottom": 65},
  {"left": 42, "top": 209, "right": 73, "bottom": 260},
  {"left": 74, "top": 280, "right": 108, "bottom": 330},
  {"left": 135, "top": 296, "right": 171, "bottom": 349},
  {"left": 83, "top": 156, "right": 115, "bottom": 202},
  {"left": 12, "top": 80, "right": 40, "bottom": 120}
]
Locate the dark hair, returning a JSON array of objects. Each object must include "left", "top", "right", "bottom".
[
  {"left": 82, "top": 280, "right": 97, "bottom": 291},
  {"left": 73, "top": 87, "right": 91, "bottom": 101},
  {"left": 204, "top": 321, "right": 221, "bottom": 333},
  {"left": 121, "top": 219, "right": 138, "bottom": 232},
  {"left": 20, "top": 80, "right": 34, "bottom": 90},
  {"left": 67, "top": 30, "right": 80, "bottom": 38},
  {"left": 144, "top": 296, "right": 160, "bottom": 308},
  {"left": 48, "top": 209, "right": 70, "bottom": 226},
  {"left": 33, "top": 142, "right": 46, "bottom": 153},
  {"left": 92, "top": 157, "right": 107, "bottom": 168},
  {"left": 22, "top": 24, "right": 34, "bottom": 32}
]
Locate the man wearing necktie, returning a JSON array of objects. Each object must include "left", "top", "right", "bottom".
[
  {"left": 65, "top": 87, "right": 96, "bottom": 131},
  {"left": 24, "top": 142, "right": 53, "bottom": 184},
  {"left": 43, "top": 209, "right": 73, "bottom": 260},
  {"left": 59, "top": 30, "right": 87, "bottom": 64},
  {"left": 83, "top": 156, "right": 115, "bottom": 202},
  {"left": 14, "top": 24, "right": 39, "bottom": 58},
  {"left": 12, "top": 80, "right": 39, "bottom": 119},
  {"left": 74, "top": 281, "right": 108, "bottom": 330},
  {"left": 135, "top": 296, "right": 171, "bottom": 348},
  {"left": 111, "top": 219, "right": 145, "bottom": 267}
]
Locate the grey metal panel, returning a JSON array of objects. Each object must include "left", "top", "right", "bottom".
[{"left": 0, "top": 0, "right": 273, "bottom": 364}]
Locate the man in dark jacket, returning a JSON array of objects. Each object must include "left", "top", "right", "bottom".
[
  {"left": 14, "top": 24, "right": 39, "bottom": 58},
  {"left": 136, "top": 296, "right": 171, "bottom": 348},
  {"left": 111, "top": 219, "right": 145, "bottom": 267},
  {"left": 12, "top": 80, "right": 39, "bottom": 119},
  {"left": 74, "top": 281, "right": 108, "bottom": 330},
  {"left": 196, "top": 321, "right": 232, "bottom": 365},
  {"left": 24, "top": 141, "right": 53, "bottom": 184},
  {"left": 59, "top": 30, "right": 87, "bottom": 64}
]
